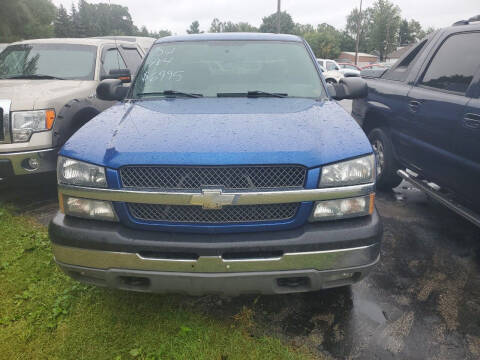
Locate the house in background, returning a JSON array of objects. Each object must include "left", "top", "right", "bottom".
[
  {"left": 337, "top": 51, "right": 378, "bottom": 67},
  {"left": 386, "top": 44, "right": 415, "bottom": 64}
]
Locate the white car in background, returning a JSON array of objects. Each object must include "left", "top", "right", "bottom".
[
  {"left": 317, "top": 63, "right": 344, "bottom": 84},
  {"left": 337, "top": 63, "right": 361, "bottom": 77},
  {"left": 318, "top": 58, "right": 360, "bottom": 77}
]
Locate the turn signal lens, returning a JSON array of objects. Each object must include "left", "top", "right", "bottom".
[{"left": 45, "top": 109, "right": 56, "bottom": 129}]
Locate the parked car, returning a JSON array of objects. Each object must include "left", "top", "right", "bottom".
[
  {"left": 0, "top": 38, "right": 146, "bottom": 182},
  {"left": 338, "top": 63, "right": 361, "bottom": 77},
  {"left": 318, "top": 64, "right": 344, "bottom": 84},
  {"left": 352, "top": 17, "right": 480, "bottom": 227},
  {"left": 361, "top": 63, "right": 387, "bottom": 70},
  {"left": 317, "top": 58, "right": 340, "bottom": 71},
  {"left": 93, "top": 36, "right": 156, "bottom": 53},
  {"left": 49, "top": 33, "right": 382, "bottom": 295}
]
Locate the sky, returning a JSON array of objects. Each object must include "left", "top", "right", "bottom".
[{"left": 51, "top": 0, "right": 479, "bottom": 35}]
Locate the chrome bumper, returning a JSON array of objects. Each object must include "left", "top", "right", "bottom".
[
  {"left": 0, "top": 148, "right": 57, "bottom": 176},
  {"left": 52, "top": 242, "right": 379, "bottom": 273},
  {"left": 53, "top": 243, "right": 380, "bottom": 295}
]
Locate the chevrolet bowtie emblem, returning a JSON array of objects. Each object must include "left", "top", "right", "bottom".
[{"left": 191, "top": 189, "right": 236, "bottom": 210}]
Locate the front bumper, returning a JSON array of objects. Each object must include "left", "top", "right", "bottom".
[
  {"left": 49, "top": 211, "right": 382, "bottom": 295},
  {"left": 0, "top": 148, "right": 57, "bottom": 178}
]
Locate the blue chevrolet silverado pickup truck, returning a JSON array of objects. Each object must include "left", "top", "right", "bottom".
[
  {"left": 49, "top": 33, "right": 381, "bottom": 295},
  {"left": 353, "top": 17, "right": 480, "bottom": 227}
]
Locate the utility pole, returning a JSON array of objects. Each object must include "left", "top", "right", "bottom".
[
  {"left": 276, "top": 0, "right": 281, "bottom": 34},
  {"left": 354, "top": 0, "right": 363, "bottom": 65}
]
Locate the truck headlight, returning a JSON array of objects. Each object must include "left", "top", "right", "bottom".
[
  {"left": 319, "top": 154, "right": 375, "bottom": 187},
  {"left": 60, "top": 195, "right": 117, "bottom": 221},
  {"left": 12, "top": 109, "right": 55, "bottom": 142},
  {"left": 57, "top": 156, "right": 107, "bottom": 188},
  {"left": 310, "top": 194, "right": 374, "bottom": 221}
]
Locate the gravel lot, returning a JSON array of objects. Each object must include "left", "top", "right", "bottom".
[{"left": 1, "top": 100, "right": 479, "bottom": 359}]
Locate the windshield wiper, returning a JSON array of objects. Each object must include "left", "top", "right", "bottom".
[
  {"left": 2, "top": 74, "right": 65, "bottom": 80},
  {"left": 217, "top": 91, "right": 288, "bottom": 98},
  {"left": 136, "top": 90, "right": 203, "bottom": 98}
]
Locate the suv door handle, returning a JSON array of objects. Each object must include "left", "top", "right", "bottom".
[
  {"left": 463, "top": 113, "right": 480, "bottom": 129},
  {"left": 408, "top": 100, "right": 421, "bottom": 112}
]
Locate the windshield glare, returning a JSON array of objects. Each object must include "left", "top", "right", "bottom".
[
  {"left": 0, "top": 44, "right": 97, "bottom": 80},
  {"left": 133, "top": 40, "right": 325, "bottom": 99}
]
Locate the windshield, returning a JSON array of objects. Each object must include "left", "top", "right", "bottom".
[
  {"left": 132, "top": 40, "right": 325, "bottom": 99},
  {"left": 0, "top": 44, "right": 97, "bottom": 80}
]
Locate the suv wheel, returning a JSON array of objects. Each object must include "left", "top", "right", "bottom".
[{"left": 368, "top": 128, "right": 402, "bottom": 190}]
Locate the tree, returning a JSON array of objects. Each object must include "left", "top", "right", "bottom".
[
  {"left": 187, "top": 20, "right": 201, "bottom": 34},
  {"left": 293, "top": 23, "right": 315, "bottom": 36},
  {"left": 54, "top": 4, "right": 71, "bottom": 37},
  {"left": 339, "top": 31, "right": 356, "bottom": 52},
  {"left": 399, "top": 19, "right": 422, "bottom": 45},
  {"left": 346, "top": 7, "right": 373, "bottom": 53},
  {"left": 210, "top": 18, "right": 224, "bottom": 33},
  {"left": 367, "top": 0, "right": 401, "bottom": 60},
  {"left": 304, "top": 25, "right": 342, "bottom": 59},
  {"left": 236, "top": 22, "right": 257, "bottom": 32},
  {"left": 259, "top": 11, "right": 295, "bottom": 34},
  {"left": 398, "top": 19, "right": 409, "bottom": 45},
  {"left": 0, "top": 0, "right": 56, "bottom": 42},
  {"left": 209, "top": 18, "right": 256, "bottom": 33},
  {"left": 418, "top": 26, "right": 435, "bottom": 40}
]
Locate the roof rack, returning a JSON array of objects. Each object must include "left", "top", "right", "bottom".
[{"left": 453, "top": 15, "right": 480, "bottom": 26}]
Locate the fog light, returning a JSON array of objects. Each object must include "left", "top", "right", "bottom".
[
  {"left": 310, "top": 194, "right": 374, "bottom": 221},
  {"left": 63, "top": 196, "right": 117, "bottom": 221},
  {"left": 27, "top": 158, "right": 40, "bottom": 170}
]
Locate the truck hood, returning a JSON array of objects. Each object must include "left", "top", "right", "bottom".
[
  {"left": 0, "top": 79, "right": 94, "bottom": 110},
  {"left": 61, "top": 98, "right": 373, "bottom": 169}
]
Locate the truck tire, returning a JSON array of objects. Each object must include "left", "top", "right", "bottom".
[
  {"left": 368, "top": 128, "right": 402, "bottom": 190},
  {"left": 52, "top": 99, "right": 100, "bottom": 148}
]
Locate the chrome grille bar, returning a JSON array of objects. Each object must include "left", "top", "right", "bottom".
[{"left": 59, "top": 183, "right": 375, "bottom": 206}]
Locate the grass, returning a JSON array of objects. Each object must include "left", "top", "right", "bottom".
[{"left": 0, "top": 206, "right": 313, "bottom": 360}]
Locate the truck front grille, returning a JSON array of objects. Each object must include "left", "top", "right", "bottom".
[
  {"left": 128, "top": 203, "right": 300, "bottom": 223},
  {"left": 120, "top": 165, "right": 307, "bottom": 190}
]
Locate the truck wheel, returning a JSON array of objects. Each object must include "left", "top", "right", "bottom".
[{"left": 368, "top": 128, "right": 402, "bottom": 190}]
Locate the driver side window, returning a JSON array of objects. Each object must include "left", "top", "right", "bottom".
[{"left": 102, "top": 48, "right": 127, "bottom": 75}]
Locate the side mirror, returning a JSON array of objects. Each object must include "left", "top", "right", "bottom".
[
  {"left": 328, "top": 77, "right": 367, "bottom": 100},
  {"left": 96, "top": 79, "right": 129, "bottom": 101},
  {"left": 101, "top": 69, "right": 131, "bottom": 83}
]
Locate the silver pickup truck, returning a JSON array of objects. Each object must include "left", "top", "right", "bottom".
[{"left": 0, "top": 38, "right": 146, "bottom": 181}]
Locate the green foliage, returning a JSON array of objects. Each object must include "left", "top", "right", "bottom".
[
  {"left": 54, "top": 5, "right": 72, "bottom": 37},
  {"left": 369, "top": 0, "right": 401, "bottom": 60},
  {"left": 209, "top": 18, "right": 257, "bottom": 33},
  {"left": 346, "top": 7, "right": 374, "bottom": 53},
  {"left": 293, "top": 23, "right": 315, "bottom": 36},
  {"left": 259, "top": 11, "right": 295, "bottom": 34},
  {"left": 0, "top": 206, "right": 314, "bottom": 360},
  {"left": 303, "top": 24, "right": 355, "bottom": 59},
  {"left": 346, "top": 0, "right": 430, "bottom": 60},
  {"left": 1, "top": 0, "right": 166, "bottom": 42},
  {"left": 0, "top": 0, "right": 56, "bottom": 42},
  {"left": 187, "top": 20, "right": 202, "bottom": 34}
]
